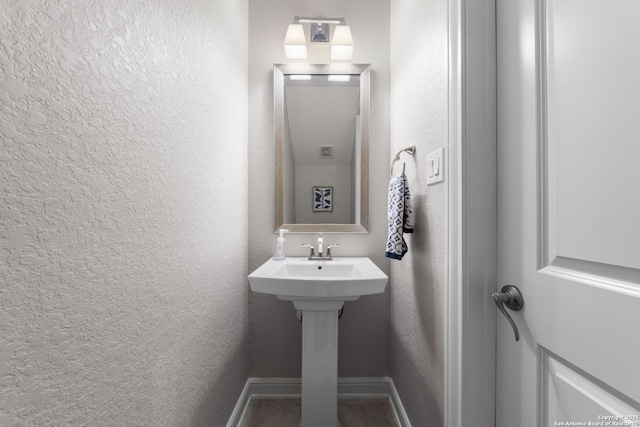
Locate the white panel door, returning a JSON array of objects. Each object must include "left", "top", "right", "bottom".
[{"left": 497, "top": 0, "right": 640, "bottom": 425}]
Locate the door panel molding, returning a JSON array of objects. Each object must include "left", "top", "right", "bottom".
[
  {"left": 536, "top": 0, "right": 550, "bottom": 272},
  {"left": 537, "top": 0, "right": 640, "bottom": 286},
  {"left": 541, "top": 257, "right": 640, "bottom": 297},
  {"left": 541, "top": 347, "right": 640, "bottom": 425}
]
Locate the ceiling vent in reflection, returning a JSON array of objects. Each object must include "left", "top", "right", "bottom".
[{"left": 319, "top": 145, "right": 334, "bottom": 159}]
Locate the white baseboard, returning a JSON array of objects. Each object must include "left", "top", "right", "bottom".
[{"left": 226, "top": 377, "right": 411, "bottom": 427}]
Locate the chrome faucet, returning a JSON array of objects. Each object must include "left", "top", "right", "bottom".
[{"left": 302, "top": 235, "right": 339, "bottom": 260}]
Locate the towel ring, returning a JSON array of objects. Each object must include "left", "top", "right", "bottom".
[{"left": 390, "top": 145, "right": 416, "bottom": 176}]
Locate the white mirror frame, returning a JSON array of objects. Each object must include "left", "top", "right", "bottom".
[{"left": 274, "top": 64, "right": 370, "bottom": 233}]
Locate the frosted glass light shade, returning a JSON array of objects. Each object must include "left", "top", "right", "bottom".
[
  {"left": 284, "top": 23, "right": 308, "bottom": 59},
  {"left": 331, "top": 25, "right": 354, "bottom": 60}
]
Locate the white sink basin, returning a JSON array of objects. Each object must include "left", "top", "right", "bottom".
[{"left": 248, "top": 257, "right": 388, "bottom": 301}]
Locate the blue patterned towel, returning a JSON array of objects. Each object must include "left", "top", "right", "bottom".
[{"left": 385, "top": 174, "right": 414, "bottom": 260}]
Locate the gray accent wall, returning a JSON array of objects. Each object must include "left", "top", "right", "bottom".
[{"left": 248, "top": 0, "right": 391, "bottom": 378}]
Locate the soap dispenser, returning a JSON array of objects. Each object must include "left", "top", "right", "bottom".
[{"left": 272, "top": 229, "right": 288, "bottom": 261}]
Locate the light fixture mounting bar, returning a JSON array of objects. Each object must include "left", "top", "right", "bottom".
[{"left": 294, "top": 16, "right": 345, "bottom": 25}]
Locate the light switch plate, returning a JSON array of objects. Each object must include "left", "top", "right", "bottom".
[{"left": 426, "top": 147, "right": 444, "bottom": 185}]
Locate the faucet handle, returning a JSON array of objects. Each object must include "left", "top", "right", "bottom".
[
  {"left": 301, "top": 243, "right": 315, "bottom": 259},
  {"left": 326, "top": 243, "right": 340, "bottom": 258}
]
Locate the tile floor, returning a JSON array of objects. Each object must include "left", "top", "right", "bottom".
[{"left": 239, "top": 397, "right": 398, "bottom": 427}]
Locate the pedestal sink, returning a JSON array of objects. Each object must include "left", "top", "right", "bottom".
[{"left": 248, "top": 257, "right": 388, "bottom": 427}]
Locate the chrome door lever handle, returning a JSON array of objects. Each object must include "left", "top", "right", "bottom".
[{"left": 491, "top": 285, "right": 524, "bottom": 342}]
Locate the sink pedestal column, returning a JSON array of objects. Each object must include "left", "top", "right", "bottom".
[{"left": 293, "top": 300, "right": 350, "bottom": 427}]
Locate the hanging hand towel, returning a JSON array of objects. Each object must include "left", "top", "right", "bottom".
[{"left": 385, "top": 174, "right": 414, "bottom": 260}]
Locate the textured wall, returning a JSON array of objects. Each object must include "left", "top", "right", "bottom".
[
  {"left": 390, "top": 0, "right": 447, "bottom": 425},
  {"left": 0, "top": 0, "right": 248, "bottom": 426},
  {"left": 248, "top": 0, "right": 391, "bottom": 377}
]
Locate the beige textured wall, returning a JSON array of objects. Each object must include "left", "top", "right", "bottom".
[
  {"left": 248, "top": 0, "right": 391, "bottom": 377},
  {"left": 0, "top": 0, "right": 249, "bottom": 425},
  {"left": 390, "top": 0, "right": 448, "bottom": 424}
]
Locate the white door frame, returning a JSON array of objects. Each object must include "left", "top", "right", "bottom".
[{"left": 446, "top": 0, "right": 497, "bottom": 426}]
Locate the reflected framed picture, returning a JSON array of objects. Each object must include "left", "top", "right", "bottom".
[{"left": 313, "top": 186, "right": 333, "bottom": 212}]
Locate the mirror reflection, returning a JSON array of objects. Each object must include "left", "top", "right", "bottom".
[
  {"left": 284, "top": 74, "right": 360, "bottom": 224},
  {"left": 274, "top": 64, "right": 370, "bottom": 233}
]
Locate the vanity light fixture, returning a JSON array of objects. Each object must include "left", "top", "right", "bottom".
[{"left": 283, "top": 16, "right": 355, "bottom": 61}]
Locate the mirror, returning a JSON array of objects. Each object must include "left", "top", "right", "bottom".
[{"left": 274, "top": 64, "right": 370, "bottom": 233}]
